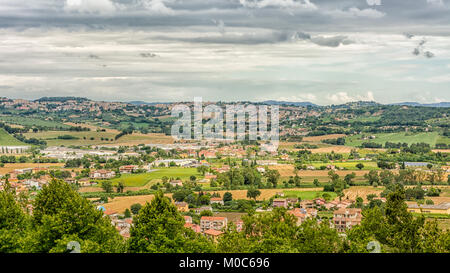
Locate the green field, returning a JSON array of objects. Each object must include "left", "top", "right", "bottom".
[
  {"left": 0, "top": 115, "right": 70, "bottom": 129},
  {"left": 24, "top": 131, "right": 118, "bottom": 146},
  {"left": 0, "top": 128, "right": 26, "bottom": 146},
  {"left": 108, "top": 167, "right": 203, "bottom": 187},
  {"left": 309, "top": 161, "right": 378, "bottom": 170},
  {"left": 23, "top": 130, "right": 172, "bottom": 146},
  {"left": 345, "top": 132, "right": 442, "bottom": 147},
  {"left": 283, "top": 190, "right": 337, "bottom": 200},
  {"left": 436, "top": 136, "right": 450, "bottom": 145}
]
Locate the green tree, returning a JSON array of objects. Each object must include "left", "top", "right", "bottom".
[
  {"left": 127, "top": 191, "right": 214, "bottom": 253},
  {"left": 247, "top": 188, "right": 261, "bottom": 201},
  {"left": 31, "top": 179, "right": 124, "bottom": 253},
  {"left": 223, "top": 192, "right": 233, "bottom": 203},
  {"left": 265, "top": 169, "right": 280, "bottom": 188},
  {"left": 0, "top": 186, "right": 32, "bottom": 253},
  {"left": 124, "top": 208, "right": 132, "bottom": 218},
  {"left": 101, "top": 181, "right": 113, "bottom": 193},
  {"left": 130, "top": 203, "right": 142, "bottom": 215},
  {"left": 116, "top": 181, "right": 125, "bottom": 193}
]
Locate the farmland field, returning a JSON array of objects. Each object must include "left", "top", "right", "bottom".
[
  {"left": 345, "top": 132, "right": 442, "bottom": 147},
  {"left": 0, "top": 128, "right": 26, "bottom": 146},
  {"left": 23, "top": 131, "right": 174, "bottom": 146},
  {"left": 308, "top": 146, "right": 354, "bottom": 154},
  {"left": 269, "top": 164, "right": 371, "bottom": 177},
  {"left": 107, "top": 167, "right": 203, "bottom": 187},
  {"left": 302, "top": 134, "right": 347, "bottom": 142},
  {"left": 0, "top": 115, "right": 70, "bottom": 128},
  {"left": 342, "top": 186, "right": 384, "bottom": 201},
  {"left": 283, "top": 190, "right": 337, "bottom": 200},
  {"left": 308, "top": 161, "right": 379, "bottom": 170}
]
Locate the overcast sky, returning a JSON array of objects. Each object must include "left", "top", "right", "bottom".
[{"left": 0, "top": 0, "right": 449, "bottom": 105}]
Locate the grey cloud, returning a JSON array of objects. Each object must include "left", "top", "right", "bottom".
[
  {"left": 88, "top": 54, "right": 100, "bottom": 59},
  {"left": 424, "top": 51, "right": 435, "bottom": 58},
  {"left": 412, "top": 38, "right": 435, "bottom": 58},
  {"left": 0, "top": 0, "right": 449, "bottom": 36},
  {"left": 140, "top": 52, "right": 158, "bottom": 58},
  {"left": 153, "top": 30, "right": 354, "bottom": 47},
  {"left": 293, "top": 31, "right": 354, "bottom": 47},
  {"left": 154, "top": 31, "right": 293, "bottom": 44}
]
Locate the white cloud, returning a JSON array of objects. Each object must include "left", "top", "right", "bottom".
[
  {"left": 64, "top": 0, "right": 117, "bottom": 14},
  {"left": 328, "top": 7, "right": 385, "bottom": 19},
  {"left": 327, "top": 91, "right": 375, "bottom": 104},
  {"left": 367, "top": 0, "right": 382, "bottom": 6},
  {"left": 239, "top": 0, "right": 317, "bottom": 10},
  {"left": 427, "top": 0, "right": 445, "bottom": 7},
  {"left": 276, "top": 93, "right": 317, "bottom": 102},
  {"left": 139, "top": 0, "right": 174, "bottom": 15}
]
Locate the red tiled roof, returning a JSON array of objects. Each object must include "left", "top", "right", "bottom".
[
  {"left": 204, "top": 229, "right": 224, "bottom": 236},
  {"left": 201, "top": 216, "right": 227, "bottom": 221}
]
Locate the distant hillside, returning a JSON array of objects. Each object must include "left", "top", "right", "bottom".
[
  {"left": 261, "top": 100, "right": 317, "bottom": 107},
  {"left": 390, "top": 102, "right": 450, "bottom": 108},
  {"left": 129, "top": 101, "right": 170, "bottom": 105},
  {"left": 35, "top": 97, "right": 90, "bottom": 103},
  {"left": 332, "top": 101, "right": 380, "bottom": 108}
]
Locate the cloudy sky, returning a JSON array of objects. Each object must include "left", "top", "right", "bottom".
[{"left": 0, "top": 0, "right": 449, "bottom": 105}]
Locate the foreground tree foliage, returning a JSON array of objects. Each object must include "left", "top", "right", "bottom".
[
  {"left": 127, "top": 191, "right": 215, "bottom": 253},
  {"left": 1, "top": 181, "right": 449, "bottom": 253},
  {"left": 347, "top": 187, "right": 450, "bottom": 253},
  {"left": 217, "top": 209, "right": 344, "bottom": 253},
  {"left": 1, "top": 179, "right": 125, "bottom": 253},
  {"left": 0, "top": 183, "right": 33, "bottom": 252}
]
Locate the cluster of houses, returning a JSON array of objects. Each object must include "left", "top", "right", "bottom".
[
  {"left": 272, "top": 196, "right": 363, "bottom": 231},
  {"left": 183, "top": 215, "right": 244, "bottom": 241}
]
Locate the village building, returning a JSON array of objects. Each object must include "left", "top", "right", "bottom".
[
  {"left": 288, "top": 208, "right": 318, "bottom": 225},
  {"left": 203, "top": 229, "right": 223, "bottom": 242},
  {"left": 90, "top": 169, "right": 116, "bottom": 179},
  {"left": 407, "top": 202, "right": 450, "bottom": 215},
  {"left": 184, "top": 215, "right": 192, "bottom": 224},
  {"left": 210, "top": 197, "right": 224, "bottom": 206},
  {"left": 333, "top": 208, "right": 362, "bottom": 233},
  {"left": 153, "top": 159, "right": 197, "bottom": 167},
  {"left": 184, "top": 223, "right": 201, "bottom": 233},
  {"left": 119, "top": 165, "right": 138, "bottom": 174},
  {"left": 175, "top": 201, "right": 190, "bottom": 212},
  {"left": 273, "top": 198, "right": 288, "bottom": 208},
  {"left": 169, "top": 180, "right": 183, "bottom": 187},
  {"left": 194, "top": 206, "right": 213, "bottom": 214},
  {"left": 200, "top": 216, "right": 228, "bottom": 232}
]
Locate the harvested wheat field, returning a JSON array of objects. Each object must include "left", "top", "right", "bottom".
[
  {"left": 303, "top": 134, "right": 347, "bottom": 142},
  {"left": 0, "top": 163, "right": 65, "bottom": 175},
  {"left": 308, "top": 146, "right": 353, "bottom": 154},
  {"left": 101, "top": 133, "right": 174, "bottom": 146},
  {"left": 432, "top": 149, "right": 450, "bottom": 153},
  {"left": 79, "top": 185, "right": 148, "bottom": 193},
  {"left": 269, "top": 164, "right": 370, "bottom": 177},
  {"left": 64, "top": 122, "right": 120, "bottom": 134},
  {"left": 102, "top": 193, "right": 173, "bottom": 213},
  {"left": 341, "top": 186, "right": 384, "bottom": 201}
]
